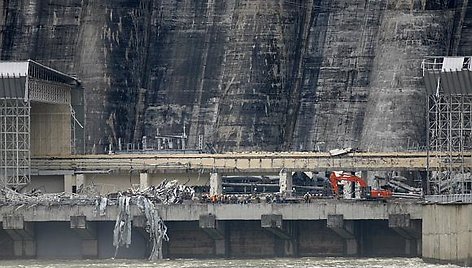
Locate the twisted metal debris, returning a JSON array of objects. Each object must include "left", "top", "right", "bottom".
[
  {"left": 113, "top": 196, "right": 132, "bottom": 257},
  {"left": 1, "top": 179, "right": 194, "bottom": 260},
  {"left": 112, "top": 180, "right": 193, "bottom": 260},
  {"left": 137, "top": 196, "right": 169, "bottom": 260}
]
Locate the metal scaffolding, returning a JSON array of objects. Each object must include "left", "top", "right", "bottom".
[
  {"left": 423, "top": 57, "right": 472, "bottom": 195},
  {"left": 428, "top": 95, "right": 472, "bottom": 194},
  {"left": 0, "top": 99, "right": 31, "bottom": 189},
  {"left": 0, "top": 60, "right": 79, "bottom": 189}
]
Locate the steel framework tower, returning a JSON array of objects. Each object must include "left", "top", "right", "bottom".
[
  {"left": 0, "top": 97, "right": 30, "bottom": 188},
  {"left": 423, "top": 57, "right": 472, "bottom": 197},
  {"left": 0, "top": 60, "right": 79, "bottom": 189}
]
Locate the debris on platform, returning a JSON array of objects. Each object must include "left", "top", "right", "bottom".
[
  {"left": 328, "top": 147, "right": 352, "bottom": 156},
  {"left": 387, "top": 176, "right": 423, "bottom": 199},
  {"left": 0, "top": 187, "right": 98, "bottom": 206},
  {"left": 139, "top": 179, "right": 195, "bottom": 204}
]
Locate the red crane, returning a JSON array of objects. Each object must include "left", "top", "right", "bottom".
[{"left": 329, "top": 172, "right": 392, "bottom": 199}]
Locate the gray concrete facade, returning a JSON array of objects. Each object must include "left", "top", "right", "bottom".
[{"left": 422, "top": 204, "right": 472, "bottom": 267}]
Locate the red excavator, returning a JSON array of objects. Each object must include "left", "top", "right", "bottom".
[{"left": 329, "top": 172, "right": 392, "bottom": 199}]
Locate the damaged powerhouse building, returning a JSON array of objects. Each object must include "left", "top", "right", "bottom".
[{"left": 0, "top": 0, "right": 471, "bottom": 266}]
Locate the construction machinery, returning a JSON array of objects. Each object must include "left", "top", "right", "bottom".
[{"left": 329, "top": 172, "right": 393, "bottom": 199}]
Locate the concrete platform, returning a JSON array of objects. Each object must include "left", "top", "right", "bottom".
[{"left": 0, "top": 200, "right": 422, "bottom": 222}]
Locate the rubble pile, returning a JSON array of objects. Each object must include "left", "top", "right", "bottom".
[
  {"left": 139, "top": 179, "right": 195, "bottom": 205},
  {"left": 0, "top": 187, "right": 98, "bottom": 206}
]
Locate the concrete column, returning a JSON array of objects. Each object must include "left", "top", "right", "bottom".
[
  {"left": 261, "top": 214, "right": 290, "bottom": 240},
  {"left": 70, "top": 216, "right": 98, "bottom": 258},
  {"left": 210, "top": 173, "right": 222, "bottom": 196},
  {"left": 3, "top": 215, "right": 36, "bottom": 258},
  {"left": 140, "top": 172, "right": 150, "bottom": 191},
  {"left": 13, "top": 240, "right": 36, "bottom": 258},
  {"left": 214, "top": 239, "right": 226, "bottom": 257},
  {"left": 279, "top": 170, "right": 292, "bottom": 196},
  {"left": 199, "top": 214, "right": 224, "bottom": 240},
  {"left": 76, "top": 174, "right": 86, "bottom": 193},
  {"left": 327, "top": 214, "right": 358, "bottom": 256},
  {"left": 261, "top": 215, "right": 297, "bottom": 257},
  {"left": 64, "top": 174, "right": 74, "bottom": 194},
  {"left": 199, "top": 214, "right": 227, "bottom": 257},
  {"left": 388, "top": 214, "right": 421, "bottom": 256}
]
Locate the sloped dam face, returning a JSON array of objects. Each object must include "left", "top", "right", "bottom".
[{"left": 0, "top": 0, "right": 469, "bottom": 153}]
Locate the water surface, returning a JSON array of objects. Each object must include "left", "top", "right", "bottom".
[{"left": 0, "top": 257, "right": 459, "bottom": 268}]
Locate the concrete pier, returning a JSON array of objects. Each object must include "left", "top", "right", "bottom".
[
  {"left": 327, "top": 214, "right": 357, "bottom": 256},
  {"left": 0, "top": 201, "right": 423, "bottom": 259},
  {"left": 70, "top": 216, "right": 98, "bottom": 258},
  {"left": 423, "top": 204, "right": 472, "bottom": 266},
  {"left": 2, "top": 215, "right": 35, "bottom": 258},
  {"left": 388, "top": 214, "right": 421, "bottom": 256}
]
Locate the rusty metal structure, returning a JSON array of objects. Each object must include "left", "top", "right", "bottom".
[{"left": 423, "top": 56, "right": 472, "bottom": 196}]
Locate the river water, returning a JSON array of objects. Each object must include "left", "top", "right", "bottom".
[{"left": 0, "top": 258, "right": 460, "bottom": 268}]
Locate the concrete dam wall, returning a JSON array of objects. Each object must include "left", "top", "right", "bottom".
[{"left": 0, "top": 0, "right": 466, "bottom": 153}]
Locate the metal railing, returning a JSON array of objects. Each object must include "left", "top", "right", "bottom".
[
  {"left": 425, "top": 194, "right": 472, "bottom": 204},
  {"left": 422, "top": 56, "right": 472, "bottom": 75}
]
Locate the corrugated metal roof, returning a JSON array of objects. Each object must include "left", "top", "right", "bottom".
[
  {"left": 423, "top": 70, "right": 472, "bottom": 95},
  {"left": 0, "top": 62, "right": 29, "bottom": 77},
  {"left": 0, "top": 60, "right": 79, "bottom": 85},
  {"left": 0, "top": 76, "right": 26, "bottom": 99}
]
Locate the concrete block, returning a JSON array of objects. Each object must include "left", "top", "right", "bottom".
[
  {"left": 327, "top": 214, "right": 355, "bottom": 239},
  {"left": 199, "top": 214, "right": 217, "bottom": 229},
  {"left": 389, "top": 214, "right": 420, "bottom": 239},
  {"left": 3, "top": 215, "right": 26, "bottom": 230},
  {"left": 3, "top": 215, "right": 34, "bottom": 240},
  {"left": 70, "top": 215, "right": 87, "bottom": 229},
  {"left": 389, "top": 214, "right": 411, "bottom": 228},
  {"left": 261, "top": 214, "right": 290, "bottom": 240},
  {"left": 327, "top": 214, "right": 344, "bottom": 229},
  {"left": 70, "top": 216, "right": 96, "bottom": 239},
  {"left": 199, "top": 214, "right": 224, "bottom": 240},
  {"left": 261, "top": 214, "right": 283, "bottom": 229}
]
